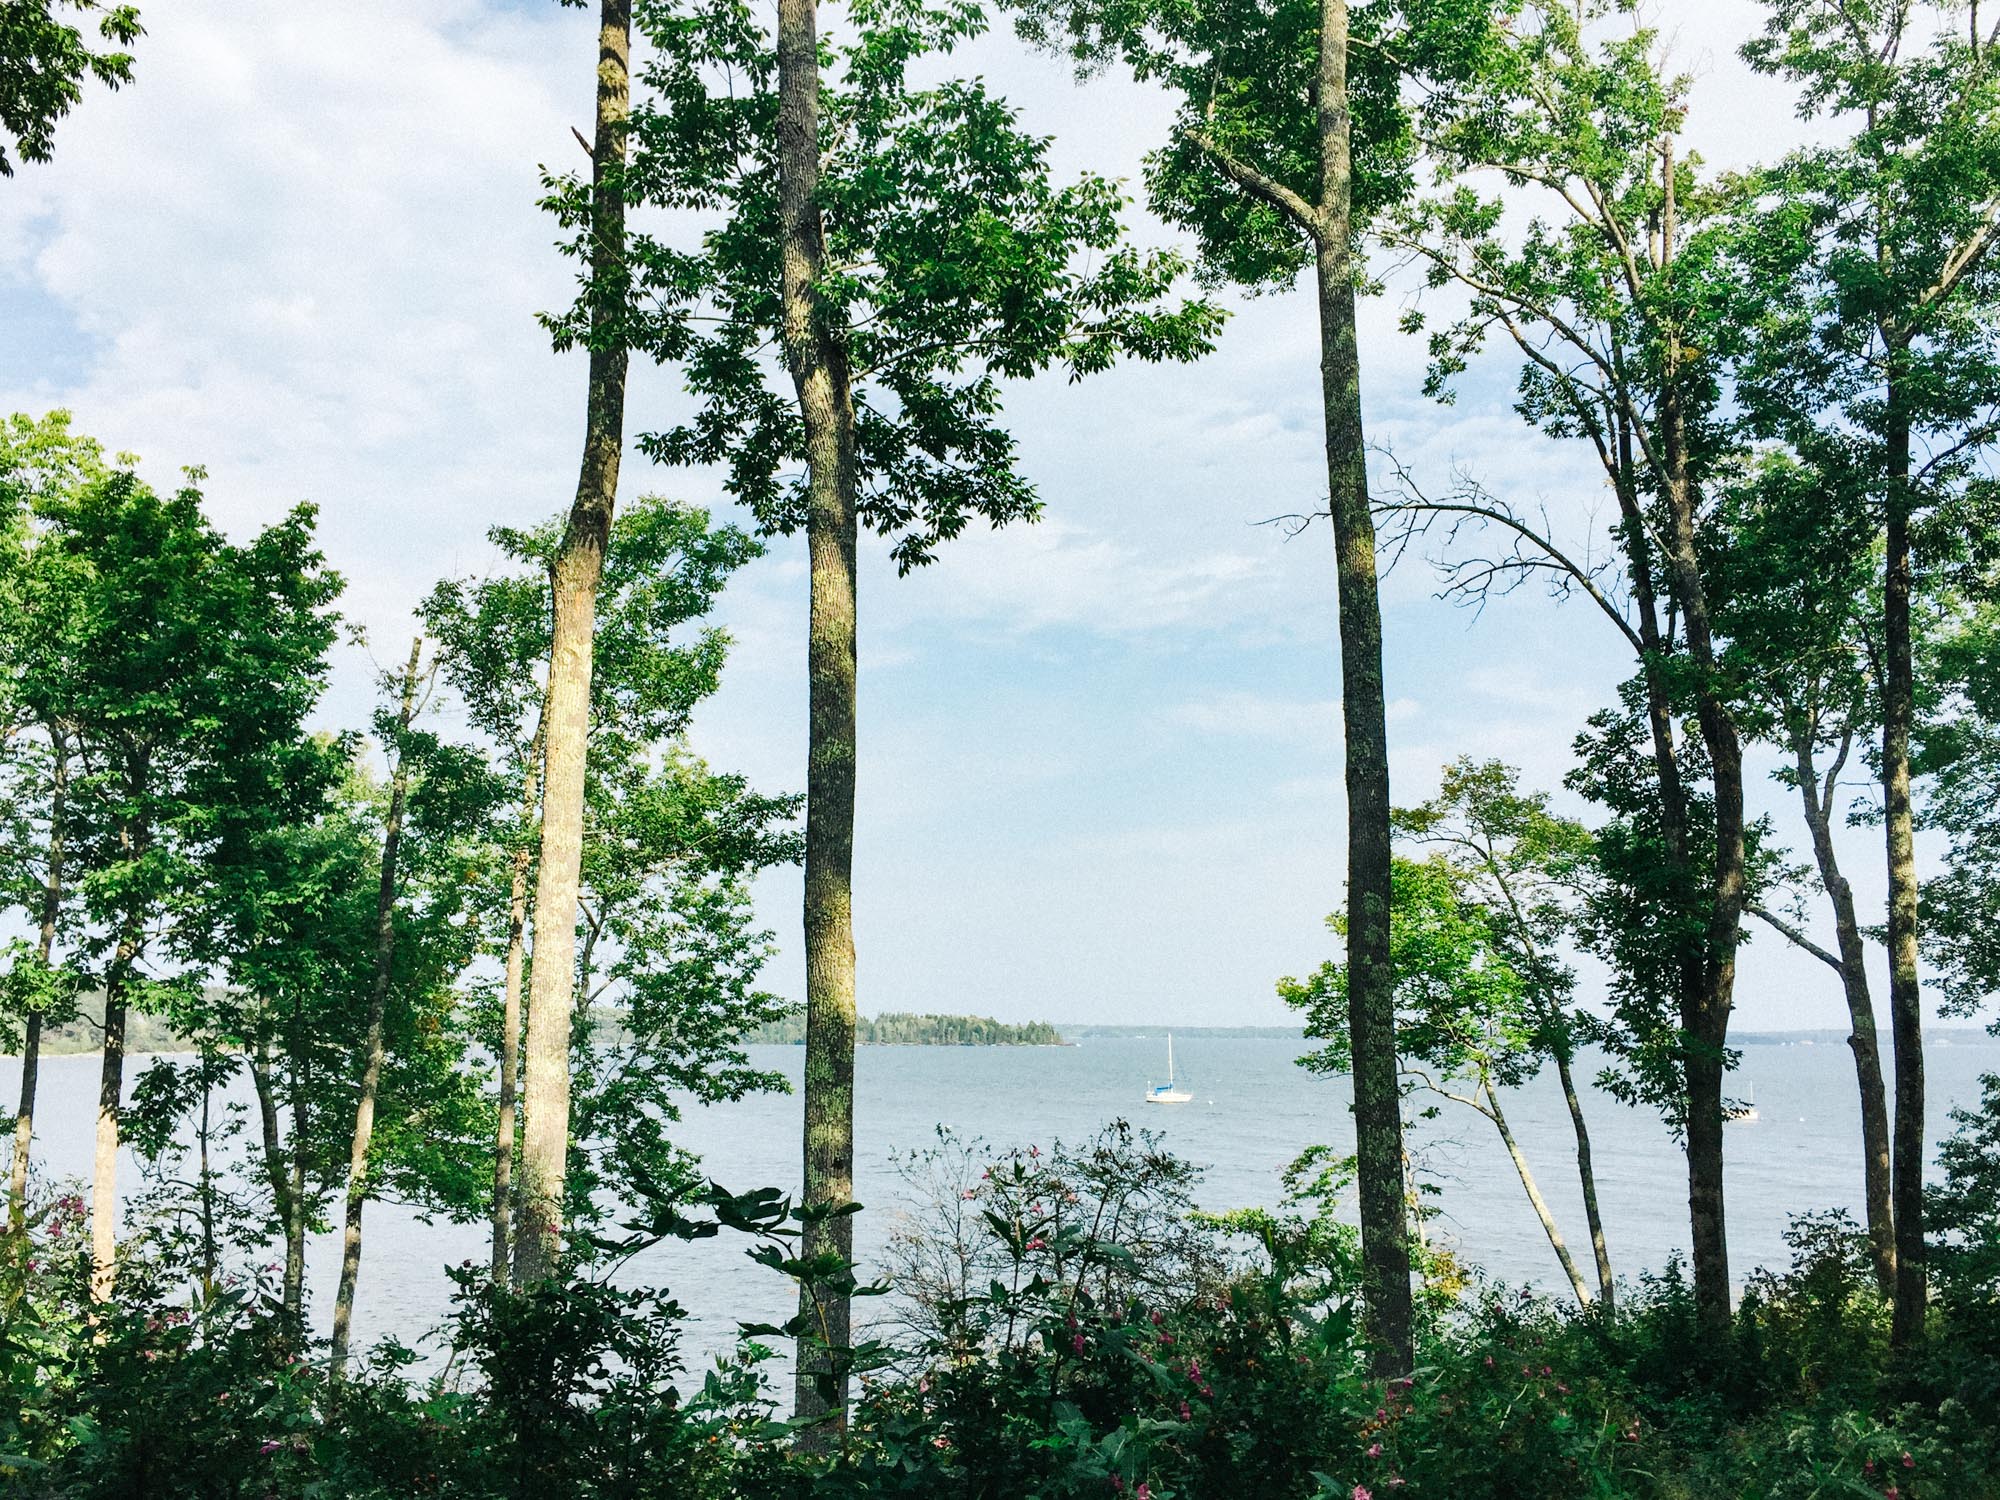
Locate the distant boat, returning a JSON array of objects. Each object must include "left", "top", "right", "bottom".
[
  {"left": 1145, "top": 1033, "right": 1193, "bottom": 1104},
  {"left": 1727, "top": 1083, "right": 1760, "bottom": 1124}
]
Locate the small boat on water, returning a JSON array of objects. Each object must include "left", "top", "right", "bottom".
[
  {"left": 1727, "top": 1082, "right": 1760, "bottom": 1124},
  {"left": 1145, "top": 1033, "right": 1193, "bottom": 1104}
]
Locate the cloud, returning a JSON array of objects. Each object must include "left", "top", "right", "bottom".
[{"left": 899, "top": 517, "right": 1275, "bottom": 637}]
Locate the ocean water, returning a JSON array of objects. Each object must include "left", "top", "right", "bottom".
[{"left": 5, "top": 1034, "right": 1996, "bottom": 1371}]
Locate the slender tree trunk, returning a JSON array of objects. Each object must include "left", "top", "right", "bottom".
[
  {"left": 9, "top": 729, "right": 66, "bottom": 1232},
  {"left": 1790, "top": 728, "right": 1896, "bottom": 1294},
  {"left": 285, "top": 1012, "right": 310, "bottom": 1321},
  {"left": 198, "top": 1073, "right": 216, "bottom": 1297},
  {"left": 329, "top": 639, "right": 423, "bottom": 1381},
  {"left": 1313, "top": 0, "right": 1411, "bottom": 1377},
  {"left": 778, "top": 0, "right": 863, "bottom": 1432},
  {"left": 1553, "top": 1044, "right": 1614, "bottom": 1306},
  {"left": 515, "top": 0, "right": 630, "bottom": 1285},
  {"left": 492, "top": 719, "right": 544, "bottom": 1285},
  {"left": 249, "top": 1040, "right": 305, "bottom": 1332},
  {"left": 1482, "top": 1080, "right": 1591, "bottom": 1306},
  {"left": 1653, "top": 149, "right": 1743, "bottom": 1329},
  {"left": 90, "top": 917, "right": 138, "bottom": 1304},
  {"left": 1881, "top": 377, "right": 1926, "bottom": 1345}
]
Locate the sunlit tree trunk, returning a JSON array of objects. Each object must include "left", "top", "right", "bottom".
[
  {"left": 1481, "top": 1079, "right": 1591, "bottom": 1307},
  {"left": 329, "top": 638, "right": 423, "bottom": 1380},
  {"left": 248, "top": 1038, "right": 306, "bottom": 1332},
  {"left": 492, "top": 717, "right": 543, "bottom": 1285},
  {"left": 777, "top": 0, "right": 863, "bottom": 1434},
  {"left": 1551, "top": 1043, "right": 1613, "bottom": 1306},
  {"left": 516, "top": 0, "right": 631, "bottom": 1285},
  {"left": 90, "top": 775, "right": 146, "bottom": 1306},
  {"left": 9, "top": 728, "right": 66, "bottom": 1232}
]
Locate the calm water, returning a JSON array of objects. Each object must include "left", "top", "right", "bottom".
[{"left": 5, "top": 1035, "right": 1997, "bottom": 1370}]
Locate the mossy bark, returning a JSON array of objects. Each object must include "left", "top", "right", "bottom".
[
  {"left": 777, "top": 0, "right": 863, "bottom": 1434},
  {"left": 1315, "top": 0, "right": 1412, "bottom": 1377}
]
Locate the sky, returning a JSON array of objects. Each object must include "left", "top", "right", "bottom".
[{"left": 0, "top": 0, "right": 1951, "bottom": 1030}]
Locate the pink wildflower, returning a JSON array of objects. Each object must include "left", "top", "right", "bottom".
[
  {"left": 1073, "top": 1334, "right": 1086, "bottom": 1355},
  {"left": 1352, "top": 1486, "right": 1372, "bottom": 1500},
  {"left": 1367, "top": 1442, "right": 1382, "bottom": 1458}
]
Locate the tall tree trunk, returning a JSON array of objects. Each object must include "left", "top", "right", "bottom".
[
  {"left": 1314, "top": 0, "right": 1412, "bottom": 1377},
  {"left": 1553, "top": 1044, "right": 1614, "bottom": 1306},
  {"left": 1789, "top": 726, "right": 1896, "bottom": 1295},
  {"left": 90, "top": 920, "right": 137, "bottom": 1304},
  {"left": 1482, "top": 1079, "right": 1591, "bottom": 1306},
  {"left": 285, "top": 1000, "right": 311, "bottom": 1321},
  {"left": 778, "top": 0, "right": 863, "bottom": 1433},
  {"left": 1654, "top": 148, "right": 1743, "bottom": 1330},
  {"left": 1882, "top": 376, "right": 1926, "bottom": 1345},
  {"left": 9, "top": 728, "right": 66, "bottom": 1232},
  {"left": 197, "top": 1072, "right": 216, "bottom": 1297},
  {"left": 515, "top": 0, "right": 630, "bottom": 1286},
  {"left": 90, "top": 782, "right": 145, "bottom": 1306},
  {"left": 492, "top": 718, "right": 544, "bottom": 1285},
  {"left": 329, "top": 638, "right": 422, "bottom": 1381}
]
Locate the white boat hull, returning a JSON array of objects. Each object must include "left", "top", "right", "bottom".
[{"left": 1145, "top": 1089, "right": 1192, "bottom": 1104}]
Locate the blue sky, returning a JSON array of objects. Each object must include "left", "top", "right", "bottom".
[{"left": 1, "top": 0, "right": 1932, "bottom": 1028}]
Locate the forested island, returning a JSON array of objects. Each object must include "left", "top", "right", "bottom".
[
  {"left": 747, "top": 1010, "right": 1067, "bottom": 1046},
  {"left": 5, "top": 1, "right": 2000, "bottom": 1497}
]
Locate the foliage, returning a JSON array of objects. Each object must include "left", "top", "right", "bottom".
[
  {"left": 556, "top": 0, "right": 1221, "bottom": 571},
  {"left": 0, "top": 0, "right": 140, "bottom": 176}
]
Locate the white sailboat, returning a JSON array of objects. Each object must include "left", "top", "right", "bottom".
[
  {"left": 1727, "top": 1082, "right": 1760, "bottom": 1124},
  {"left": 1145, "top": 1033, "right": 1193, "bottom": 1104}
]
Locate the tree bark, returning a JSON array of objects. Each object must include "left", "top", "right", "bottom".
[
  {"left": 248, "top": 1039, "right": 305, "bottom": 1332},
  {"left": 515, "top": 0, "right": 630, "bottom": 1286},
  {"left": 1315, "top": 0, "right": 1412, "bottom": 1378},
  {"left": 90, "top": 783, "right": 145, "bottom": 1306},
  {"left": 1652, "top": 145, "right": 1743, "bottom": 1331},
  {"left": 9, "top": 727, "right": 66, "bottom": 1232},
  {"left": 1553, "top": 1043, "right": 1614, "bottom": 1306},
  {"left": 1881, "top": 374, "right": 1926, "bottom": 1345},
  {"left": 777, "top": 0, "right": 863, "bottom": 1434},
  {"left": 329, "top": 638, "right": 422, "bottom": 1381},
  {"left": 1482, "top": 1079, "right": 1592, "bottom": 1307},
  {"left": 492, "top": 718, "right": 543, "bottom": 1285},
  {"left": 1789, "top": 726, "right": 1896, "bottom": 1295}
]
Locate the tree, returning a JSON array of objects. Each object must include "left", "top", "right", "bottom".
[
  {"left": 1737, "top": 0, "right": 2000, "bottom": 1344},
  {"left": 425, "top": 494, "right": 779, "bottom": 1283},
  {"left": 0, "top": 411, "right": 102, "bottom": 1231},
  {"left": 1288, "top": 856, "right": 1600, "bottom": 1305},
  {"left": 1286, "top": 760, "right": 1612, "bottom": 1308},
  {"left": 1395, "top": 758, "right": 1613, "bottom": 1305},
  {"left": 580, "top": 0, "right": 1219, "bottom": 1416},
  {"left": 11, "top": 456, "right": 339, "bottom": 1302},
  {"left": 514, "top": 0, "right": 634, "bottom": 1286},
  {"left": 1005, "top": 0, "right": 1510, "bottom": 1378},
  {"left": 1716, "top": 454, "right": 1897, "bottom": 1295},
  {"left": 1387, "top": 0, "right": 1755, "bottom": 1328},
  {"left": 328, "top": 638, "right": 426, "bottom": 1382},
  {"left": 0, "top": 0, "right": 140, "bottom": 176}
]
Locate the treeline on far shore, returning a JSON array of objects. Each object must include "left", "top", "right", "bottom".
[{"left": 744, "top": 1010, "right": 1067, "bottom": 1046}]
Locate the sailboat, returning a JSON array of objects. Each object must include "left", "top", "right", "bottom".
[
  {"left": 1145, "top": 1033, "right": 1193, "bottom": 1104},
  {"left": 1726, "top": 1082, "right": 1760, "bottom": 1124}
]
